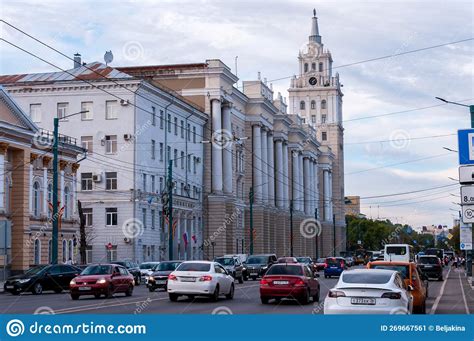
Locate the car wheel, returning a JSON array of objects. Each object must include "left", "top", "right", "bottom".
[
  {"left": 148, "top": 287, "right": 156, "bottom": 292},
  {"left": 261, "top": 297, "right": 269, "bottom": 304},
  {"left": 125, "top": 285, "right": 133, "bottom": 297},
  {"left": 94, "top": 293, "right": 101, "bottom": 299},
  {"left": 324, "top": 275, "right": 328, "bottom": 279},
  {"left": 313, "top": 290, "right": 320, "bottom": 303},
  {"left": 54, "top": 288, "right": 62, "bottom": 294},
  {"left": 238, "top": 276, "right": 244, "bottom": 284},
  {"left": 32, "top": 282, "right": 43, "bottom": 295},
  {"left": 187, "top": 295, "right": 195, "bottom": 300},
  {"left": 226, "top": 284, "right": 234, "bottom": 300},
  {"left": 211, "top": 285, "right": 220, "bottom": 302},
  {"left": 11, "top": 291, "right": 20, "bottom": 296},
  {"left": 169, "top": 293, "right": 179, "bottom": 302},
  {"left": 244, "top": 275, "right": 248, "bottom": 281},
  {"left": 251, "top": 276, "right": 257, "bottom": 281},
  {"left": 135, "top": 276, "right": 141, "bottom": 286},
  {"left": 105, "top": 285, "right": 114, "bottom": 298},
  {"left": 71, "top": 294, "right": 79, "bottom": 300},
  {"left": 438, "top": 276, "right": 443, "bottom": 281},
  {"left": 299, "top": 289, "right": 310, "bottom": 305}
]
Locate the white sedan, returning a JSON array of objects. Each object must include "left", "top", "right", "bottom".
[
  {"left": 167, "top": 261, "right": 235, "bottom": 302},
  {"left": 324, "top": 269, "right": 413, "bottom": 314}
]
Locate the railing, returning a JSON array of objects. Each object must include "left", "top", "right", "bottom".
[{"left": 38, "top": 129, "right": 78, "bottom": 146}]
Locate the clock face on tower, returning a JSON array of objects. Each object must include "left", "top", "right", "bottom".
[{"left": 309, "top": 77, "right": 317, "bottom": 86}]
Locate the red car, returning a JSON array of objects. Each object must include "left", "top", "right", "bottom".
[
  {"left": 70, "top": 264, "right": 134, "bottom": 300},
  {"left": 260, "top": 263, "right": 320, "bottom": 304}
]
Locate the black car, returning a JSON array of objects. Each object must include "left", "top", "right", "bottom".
[
  {"left": 245, "top": 254, "right": 277, "bottom": 280},
  {"left": 4, "top": 264, "right": 81, "bottom": 295},
  {"left": 417, "top": 255, "right": 443, "bottom": 281},
  {"left": 112, "top": 261, "right": 141, "bottom": 285},
  {"left": 146, "top": 261, "right": 182, "bottom": 292}
]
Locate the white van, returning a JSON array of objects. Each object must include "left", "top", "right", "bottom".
[{"left": 384, "top": 244, "right": 414, "bottom": 262}]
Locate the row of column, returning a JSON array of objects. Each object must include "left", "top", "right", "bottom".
[{"left": 323, "top": 168, "right": 333, "bottom": 221}]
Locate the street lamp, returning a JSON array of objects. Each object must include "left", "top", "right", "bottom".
[{"left": 51, "top": 110, "right": 88, "bottom": 264}]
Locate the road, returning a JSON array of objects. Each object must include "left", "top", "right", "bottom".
[{"left": 0, "top": 266, "right": 467, "bottom": 315}]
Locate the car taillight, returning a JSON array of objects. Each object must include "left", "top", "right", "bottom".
[
  {"left": 328, "top": 290, "right": 345, "bottom": 298},
  {"left": 199, "top": 275, "right": 212, "bottom": 281},
  {"left": 324, "top": 263, "right": 328, "bottom": 268},
  {"left": 381, "top": 292, "right": 401, "bottom": 299},
  {"left": 168, "top": 274, "right": 177, "bottom": 281},
  {"left": 260, "top": 278, "right": 269, "bottom": 286},
  {"left": 340, "top": 262, "right": 344, "bottom": 268},
  {"left": 294, "top": 279, "right": 305, "bottom": 287}
]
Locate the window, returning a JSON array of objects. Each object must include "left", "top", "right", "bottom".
[
  {"left": 105, "top": 208, "right": 118, "bottom": 226},
  {"left": 62, "top": 239, "right": 67, "bottom": 263},
  {"left": 187, "top": 123, "right": 191, "bottom": 141},
  {"left": 311, "top": 115, "right": 316, "bottom": 123},
  {"left": 86, "top": 246, "right": 93, "bottom": 264},
  {"left": 151, "top": 139, "right": 156, "bottom": 160},
  {"left": 34, "top": 239, "right": 41, "bottom": 265},
  {"left": 142, "top": 174, "right": 147, "bottom": 192},
  {"left": 304, "top": 63, "right": 308, "bottom": 73},
  {"left": 160, "top": 110, "right": 164, "bottom": 129},
  {"left": 151, "top": 175, "right": 155, "bottom": 193},
  {"left": 142, "top": 208, "right": 147, "bottom": 228},
  {"left": 81, "top": 136, "right": 93, "bottom": 154},
  {"left": 29, "top": 103, "right": 41, "bottom": 123},
  {"left": 47, "top": 183, "right": 52, "bottom": 217},
  {"left": 57, "top": 102, "right": 68, "bottom": 119},
  {"left": 193, "top": 126, "right": 196, "bottom": 143},
  {"left": 174, "top": 149, "right": 178, "bottom": 167},
  {"left": 193, "top": 156, "right": 197, "bottom": 174},
  {"left": 83, "top": 208, "right": 93, "bottom": 227},
  {"left": 64, "top": 186, "right": 70, "bottom": 218},
  {"left": 321, "top": 100, "right": 327, "bottom": 109},
  {"left": 180, "top": 120, "right": 184, "bottom": 138},
  {"left": 174, "top": 117, "right": 178, "bottom": 135},
  {"left": 180, "top": 183, "right": 184, "bottom": 196},
  {"left": 106, "top": 245, "right": 117, "bottom": 262},
  {"left": 68, "top": 240, "right": 73, "bottom": 261},
  {"left": 321, "top": 114, "right": 327, "bottom": 123},
  {"left": 180, "top": 151, "right": 185, "bottom": 169},
  {"left": 312, "top": 62, "right": 316, "bottom": 70},
  {"left": 159, "top": 143, "right": 164, "bottom": 161},
  {"left": 33, "top": 181, "right": 41, "bottom": 216},
  {"left": 159, "top": 177, "right": 164, "bottom": 192},
  {"left": 167, "top": 146, "right": 171, "bottom": 161},
  {"left": 48, "top": 240, "right": 52, "bottom": 263},
  {"left": 322, "top": 131, "right": 327, "bottom": 141},
  {"left": 105, "top": 172, "right": 117, "bottom": 190},
  {"left": 167, "top": 114, "right": 171, "bottom": 132},
  {"left": 187, "top": 154, "right": 191, "bottom": 171},
  {"left": 151, "top": 106, "right": 156, "bottom": 126},
  {"left": 105, "top": 135, "right": 117, "bottom": 154},
  {"left": 300, "top": 101, "right": 305, "bottom": 110},
  {"left": 81, "top": 101, "right": 93, "bottom": 120},
  {"left": 81, "top": 173, "right": 93, "bottom": 191},
  {"left": 319, "top": 62, "right": 323, "bottom": 72},
  {"left": 106, "top": 100, "right": 118, "bottom": 119},
  {"left": 311, "top": 100, "right": 316, "bottom": 109}
]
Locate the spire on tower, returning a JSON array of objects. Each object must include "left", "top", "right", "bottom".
[{"left": 309, "top": 9, "right": 322, "bottom": 44}]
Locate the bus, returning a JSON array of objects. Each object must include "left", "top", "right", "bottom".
[{"left": 384, "top": 244, "right": 415, "bottom": 262}]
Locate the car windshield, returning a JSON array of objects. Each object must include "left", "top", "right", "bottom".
[
  {"left": 214, "top": 258, "right": 234, "bottom": 266},
  {"left": 113, "top": 262, "right": 126, "bottom": 267},
  {"left": 176, "top": 263, "right": 211, "bottom": 272},
  {"left": 156, "top": 262, "right": 181, "bottom": 271},
  {"left": 81, "top": 265, "right": 112, "bottom": 275},
  {"left": 370, "top": 265, "right": 408, "bottom": 279},
  {"left": 24, "top": 265, "right": 48, "bottom": 276},
  {"left": 296, "top": 257, "right": 310, "bottom": 263},
  {"left": 326, "top": 258, "right": 342, "bottom": 266},
  {"left": 266, "top": 265, "right": 304, "bottom": 276},
  {"left": 139, "top": 263, "right": 156, "bottom": 269},
  {"left": 342, "top": 272, "right": 392, "bottom": 284},
  {"left": 317, "top": 258, "right": 325, "bottom": 263},
  {"left": 247, "top": 256, "right": 267, "bottom": 264},
  {"left": 418, "top": 257, "right": 439, "bottom": 265},
  {"left": 386, "top": 246, "right": 407, "bottom": 255}
]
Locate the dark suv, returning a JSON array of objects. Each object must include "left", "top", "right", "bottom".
[
  {"left": 214, "top": 256, "right": 244, "bottom": 283},
  {"left": 417, "top": 255, "right": 443, "bottom": 281},
  {"left": 245, "top": 254, "right": 277, "bottom": 280},
  {"left": 146, "top": 261, "right": 182, "bottom": 292},
  {"left": 112, "top": 261, "right": 141, "bottom": 285}
]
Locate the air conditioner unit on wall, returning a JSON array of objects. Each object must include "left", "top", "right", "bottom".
[
  {"left": 92, "top": 174, "right": 102, "bottom": 182},
  {"left": 124, "top": 237, "right": 131, "bottom": 243},
  {"left": 120, "top": 99, "right": 130, "bottom": 106},
  {"left": 124, "top": 133, "right": 133, "bottom": 141}
]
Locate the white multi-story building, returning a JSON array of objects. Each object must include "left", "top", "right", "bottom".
[{"left": 0, "top": 60, "right": 207, "bottom": 263}]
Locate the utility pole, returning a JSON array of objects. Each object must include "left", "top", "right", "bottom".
[
  {"left": 168, "top": 159, "right": 173, "bottom": 260},
  {"left": 52, "top": 117, "right": 59, "bottom": 264},
  {"left": 249, "top": 186, "right": 254, "bottom": 255},
  {"left": 333, "top": 213, "right": 336, "bottom": 257},
  {"left": 290, "top": 200, "right": 294, "bottom": 257},
  {"left": 314, "top": 208, "right": 318, "bottom": 259}
]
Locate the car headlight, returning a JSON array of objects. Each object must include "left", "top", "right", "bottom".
[
  {"left": 96, "top": 278, "right": 107, "bottom": 284},
  {"left": 17, "top": 278, "right": 31, "bottom": 284},
  {"left": 70, "top": 279, "right": 76, "bottom": 285},
  {"left": 148, "top": 276, "right": 154, "bottom": 281},
  {"left": 262, "top": 266, "right": 268, "bottom": 270}
]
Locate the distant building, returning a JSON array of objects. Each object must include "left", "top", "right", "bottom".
[{"left": 345, "top": 196, "right": 361, "bottom": 216}]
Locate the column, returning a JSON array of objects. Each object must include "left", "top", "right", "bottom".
[
  {"left": 282, "top": 143, "right": 289, "bottom": 208},
  {"left": 261, "top": 128, "right": 268, "bottom": 203},
  {"left": 267, "top": 133, "right": 275, "bottom": 206},
  {"left": 222, "top": 103, "right": 232, "bottom": 194},
  {"left": 309, "top": 160, "right": 314, "bottom": 214},
  {"left": 298, "top": 153, "right": 304, "bottom": 211},
  {"left": 211, "top": 99, "right": 223, "bottom": 193},
  {"left": 329, "top": 171, "right": 333, "bottom": 219},
  {"left": 252, "top": 125, "right": 262, "bottom": 202},
  {"left": 292, "top": 151, "right": 299, "bottom": 206},
  {"left": 274, "top": 140, "right": 284, "bottom": 208},
  {"left": 323, "top": 169, "right": 330, "bottom": 220},
  {"left": 303, "top": 157, "right": 311, "bottom": 215},
  {"left": 0, "top": 143, "right": 8, "bottom": 210},
  {"left": 314, "top": 162, "right": 319, "bottom": 217}
]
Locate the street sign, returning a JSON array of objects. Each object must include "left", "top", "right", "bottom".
[
  {"left": 459, "top": 165, "right": 474, "bottom": 184},
  {"left": 461, "top": 186, "right": 474, "bottom": 205},
  {"left": 462, "top": 206, "right": 474, "bottom": 223},
  {"left": 458, "top": 129, "right": 474, "bottom": 165},
  {"left": 460, "top": 222, "right": 473, "bottom": 250}
]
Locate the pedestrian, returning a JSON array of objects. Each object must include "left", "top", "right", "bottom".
[{"left": 453, "top": 257, "right": 458, "bottom": 268}]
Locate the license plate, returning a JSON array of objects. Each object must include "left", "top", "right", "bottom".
[
  {"left": 424, "top": 265, "right": 433, "bottom": 268},
  {"left": 79, "top": 286, "right": 91, "bottom": 291},
  {"left": 351, "top": 297, "right": 376, "bottom": 305},
  {"left": 251, "top": 271, "right": 258, "bottom": 274},
  {"left": 273, "top": 281, "right": 289, "bottom": 285},
  {"left": 180, "top": 277, "right": 195, "bottom": 282},
  {"left": 156, "top": 280, "right": 166, "bottom": 284},
  {"left": 6, "top": 285, "right": 14, "bottom": 289}
]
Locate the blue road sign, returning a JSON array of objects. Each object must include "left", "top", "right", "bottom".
[{"left": 458, "top": 129, "right": 474, "bottom": 165}]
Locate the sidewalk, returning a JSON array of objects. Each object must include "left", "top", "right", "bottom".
[{"left": 434, "top": 268, "right": 472, "bottom": 314}]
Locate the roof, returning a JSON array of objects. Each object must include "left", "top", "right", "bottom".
[
  {"left": 117, "top": 63, "right": 208, "bottom": 73},
  {"left": 0, "top": 85, "right": 37, "bottom": 131},
  {"left": 0, "top": 62, "right": 132, "bottom": 85}
]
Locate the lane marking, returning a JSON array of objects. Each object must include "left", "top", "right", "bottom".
[
  {"left": 458, "top": 271, "right": 470, "bottom": 314},
  {"left": 430, "top": 267, "right": 451, "bottom": 315}
]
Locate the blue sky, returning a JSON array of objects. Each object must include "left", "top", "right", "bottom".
[{"left": 1, "top": 0, "right": 473, "bottom": 227}]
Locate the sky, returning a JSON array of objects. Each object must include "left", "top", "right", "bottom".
[{"left": 1, "top": 0, "right": 473, "bottom": 228}]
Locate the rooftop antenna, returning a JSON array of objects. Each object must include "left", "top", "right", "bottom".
[{"left": 104, "top": 50, "right": 114, "bottom": 66}]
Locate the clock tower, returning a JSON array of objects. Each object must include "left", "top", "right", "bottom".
[{"left": 288, "top": 9, "right": 345, "bottom": 231}]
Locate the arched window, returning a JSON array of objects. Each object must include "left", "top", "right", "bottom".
[
  {"left": 48, "top": 239, "right": 52, "bottom": 264},
  {"left": 321, "top": 100, "right": 327, "bottom": 109},
  {"left": 33, "top": 181, "right": 41, "bottom": 216},
  {"left": 319, "top": 62, "right": 324, "bottom": 72},
  {"left": 311, "top": 100, "right": 316, "bottom": 109},
  {"left": 304, "top": 63, "right": 308, "bottom": 73},
  {"left": 64, "top": 186, "right": 70, "bottom": 219},
  {"left": 311, "top": 62, "right": 316, "bottom": 70},
  {"left": 34, "top": 239, "right": 41, "bottom": 264},
  {"left": 68, "top": 239, "right": 73, "bottom": 262},
  {"left": 300, "top": 101, "right": 305, "bottom": 110},
  {"left": 62, "top": 239, "right": 67, "bottom": 263}
]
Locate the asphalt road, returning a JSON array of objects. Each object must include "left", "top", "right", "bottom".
[{"left": 0, "top": 266, "right": 463, "bottom": 315}]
